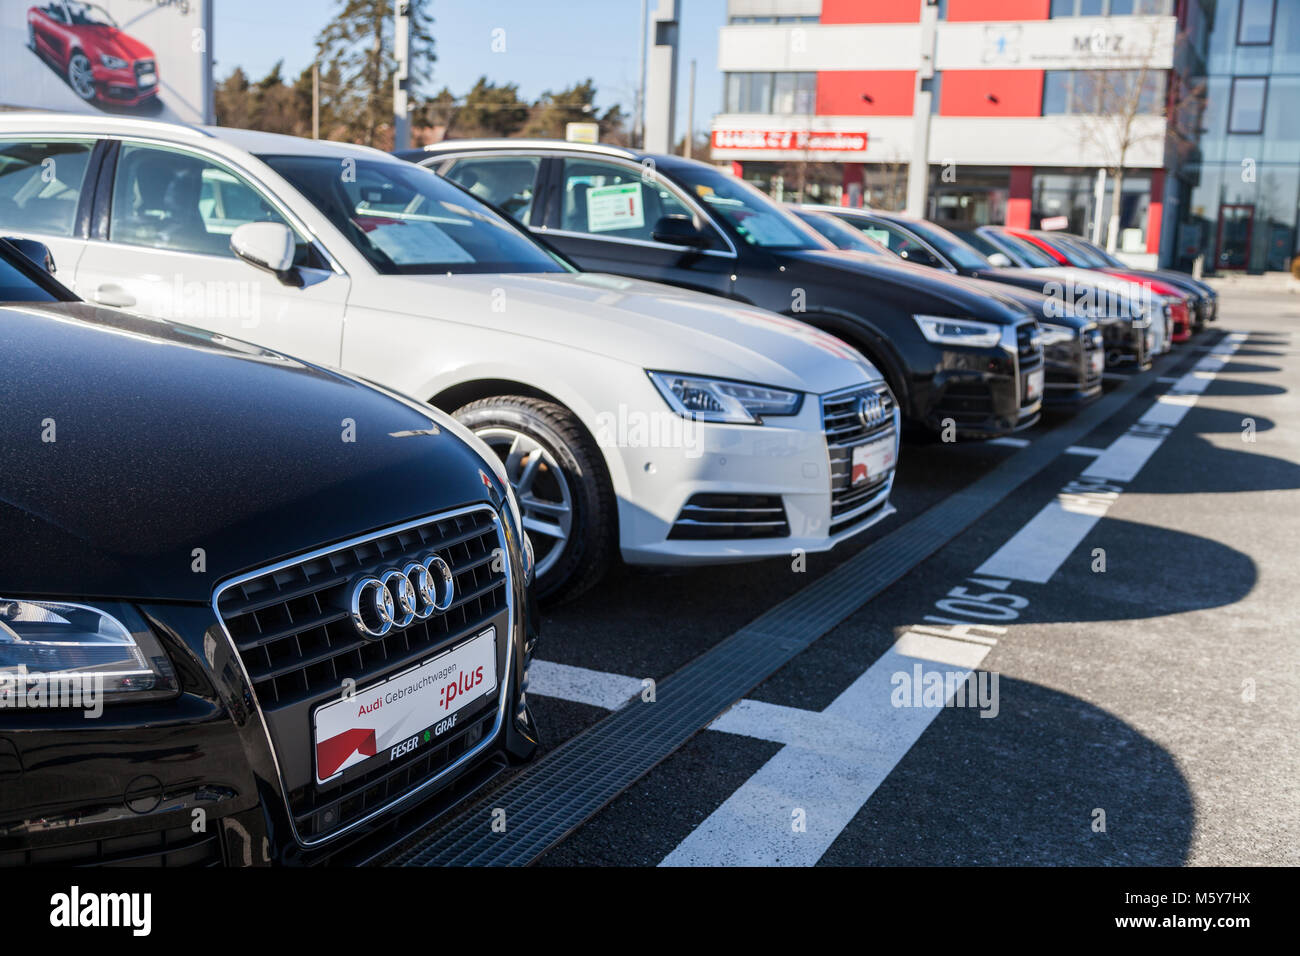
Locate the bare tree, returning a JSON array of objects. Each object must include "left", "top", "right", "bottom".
[{"left": 1071, "top": 21, "right": 1204, "bottom": 252}]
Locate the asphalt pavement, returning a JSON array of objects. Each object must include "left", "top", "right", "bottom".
[{"left": 394, "top": 285, "right": 1300, "bottom": 867}]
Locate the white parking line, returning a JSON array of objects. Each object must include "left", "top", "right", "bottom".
[
  {"left": 657, "top": 334, "right": 1248, "bottom": 866},
  {"left": 1063, "top": 445, "right": 1105, "bottom": 457},
  {"left": 527, "top": 660, "right": 644, "bottom": 711},
  {"left": 976, "top": 334, "right": 1244, "bottom": 584},
  {"left": 987, "top": 437, "right": 1031, "bottom": 448}
]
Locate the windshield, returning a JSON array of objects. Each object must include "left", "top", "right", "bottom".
[
  {"left": 1052, "top": 235, "right": 1107, "bottom": 267},
  {"left": 995, "top": 230, "right": 1057, "bottom": 268},
  {"left": 259, "top": 154, "right": 566, "bottom": 275},
  {"left": 899, "top": 218, "right": 991, "bottom": 270},
  {"left": 793, "top": 209, "right": 888, "bottom": 255},
  {"left": 67, "top": 2, "right": 117, "bottom": 27},
  {"left": 670, "top": 164, "right": 825, "bottom": 250},
  {"left": 0, "top": 243, "right": 62, "bottom": 303},
  {"left": 1072, "top": 236, "right": 1123, "bottom": 268}
]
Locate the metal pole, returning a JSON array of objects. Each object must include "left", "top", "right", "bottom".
[
  {"left": 312, "top": 63, "right": 320, "bottom": 139},
  {"left": 393, "top": 0, "right": 411, "bottom": 150},
  {"left": 685, "top": 59, "right": 695, "bottom": 157},
  {"left": 635, "top": 0, "right": 648, "bottom": 148}
]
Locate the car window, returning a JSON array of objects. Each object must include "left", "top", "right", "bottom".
[
  {"left": 956, "top": 229, "right": 1007, "bottom": 261},
  {"left": 441, "top": 156, "right": 540, "bottom": 226},
  {"left": 993, "top": 230, "right": 1057, "bottom": 268},
  {"left": 0, "top": 140, "right": 94, "bottom": 238},
  {"left": 559, "top": 158, "right": 703, "bottom": 244},
  {"left": 261, "top": 153, "right": 566, "bottom": 276},
  {"left": 902, "top": 219, "right": 992, "bottom": 270},
  {"left": 857, "top": 219, "right": 939, "bottom": 264},
  {"left": 794, "top": 210, "right": 887, "bottom": 255},
  {"left": 110, "top": 144, "right": 297, "bottom": 259}
]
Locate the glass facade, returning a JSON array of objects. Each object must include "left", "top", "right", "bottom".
[
  {"left": 1171, "top": 0, "right": 1300, "bottom": 272},
  {"left": 724, "top": 72, "right": 817, "bottom": 114}
]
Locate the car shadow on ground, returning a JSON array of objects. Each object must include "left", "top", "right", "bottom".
[
  {"left": 822, "top": 676, "right": 1195, "bottom": 865},
  {"left": 1127, "top": 428, "right": 1300, "bottom": 496},
  {"left": 1015, "top": 517, "right": 1256, "bottom": 624}
]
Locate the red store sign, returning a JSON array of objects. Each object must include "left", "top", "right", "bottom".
[{"left": 711, "top": 129, "right": 869, "bottom": 152}]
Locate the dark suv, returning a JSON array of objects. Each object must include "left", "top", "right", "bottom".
[
  {"left": 399, "top": 141, "right": 1044, "bottom": 438},
  {"left": 0, "top": 238, "right": 538, "bottom": 866}
]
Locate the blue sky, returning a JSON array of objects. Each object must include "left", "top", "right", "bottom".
[{"left": 214, "top": 0, "right": 725, "bottom": 138}]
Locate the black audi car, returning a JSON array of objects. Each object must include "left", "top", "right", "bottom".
[
  {"left": 398, "top": 141, "right": 1044, "bottom": 438},
  {"left": 791, "top": 208, "right": 1103, "bottom": 410},
  {"left": 811, "top": 207, "right": 1155, "bottom": 372},
  {"left": 0, "top": 238, "right": 538, "bottom": 866}
]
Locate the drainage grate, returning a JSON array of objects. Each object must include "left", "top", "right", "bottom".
[{"left": 391, "top": 338, "right": 1217, "bottom": 867}]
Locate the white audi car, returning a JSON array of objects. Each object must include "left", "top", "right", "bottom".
[{"left": 0, "top": 115, "right": 899, "bottom": 601}]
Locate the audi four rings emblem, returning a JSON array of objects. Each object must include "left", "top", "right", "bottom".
[
  {"left": 348, "top": 555, "right": 455, "bottom": 639},
  {"left": 857, "top": 393, "right": 886, "bottom": 429}
]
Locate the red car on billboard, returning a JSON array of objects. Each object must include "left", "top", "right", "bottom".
[{"left": 27, "top": 1, "right": 159, "bottom": 109}]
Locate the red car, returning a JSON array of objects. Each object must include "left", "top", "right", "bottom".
[
  {"left": 1009, "top": 228, "right": 1195, "bottom": 343},
  {"left": 27, "top": 1, "right": 158, "bottom": 109}
]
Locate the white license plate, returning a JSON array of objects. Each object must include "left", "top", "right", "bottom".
[
  {"left": 1089, "top": 351, "right": 1105, "bottom": 376},
  {"left": 1025, "top": 368, "right": 1044, "bottom": 402},
  {"left": 850, "top": 435, "right": 895, "bottom": 486},
  {"left": 312, "top": 627, "right": 497, "bottom": 783},
  {"left": 139, "top": 74, "right": 156, "bottom": 87}
]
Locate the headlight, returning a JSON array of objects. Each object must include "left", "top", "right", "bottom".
[
  {"left": 0, "top": 599, "right": 177, "bottom": 706},
  {"left": 99, "top": 54, "right": 129, "bottom": 69},
  {"left": 913, "top": 315, "right": 1004, "bottom": 349},
  {"left": 1038, "top": 323, "right": 1076, "bottom": 347},
  {"left": 647, "top": 371, "right": 802, "bottom": 424}
]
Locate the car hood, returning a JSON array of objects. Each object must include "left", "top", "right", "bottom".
[
  {"left": 0, "top": 303, "right": 504, "bottom": 602},
  {"left": 361, "top": 271, "right": 882, "bottom": 393},
  {"left": 92, "top": 27, "right": 153, "bottom": 62},
  {"left": 778, "top": 249, "right": 1032, "bottom": 324}
]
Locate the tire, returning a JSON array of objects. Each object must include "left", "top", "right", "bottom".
[
  {"left": 67, "top": 51, "right": 96, "bottom": 102},
  {"left": 453, "top": 396, "right": 615, "bottom": 604}
]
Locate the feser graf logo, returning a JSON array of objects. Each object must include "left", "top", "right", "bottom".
[{"left": 712, "top": 129, "right": 869, "bottom": 152}]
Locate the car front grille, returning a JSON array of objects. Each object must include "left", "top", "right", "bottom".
[
  {"left": 1017, "top": 321, "right": 1044, "bottom": 407},
  {"left": 822, "top": 382, "right": 898, "bottom": 534},
  {"left": 213, "top": 506, "right": 511, "bottom": 845},
  {"left": 1082, "top": 324, "right": 1104, "bottom": 387},
  {"left": 668, "top": 493, "right": 790, "bottom": 539}
]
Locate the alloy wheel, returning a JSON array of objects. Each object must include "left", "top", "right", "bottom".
[{"left": 476, "top": 427, "right": 575, "bottom": 581}]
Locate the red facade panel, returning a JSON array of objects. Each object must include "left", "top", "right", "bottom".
[
  {"left": 820, "top": 0, "right": 921, "bottom": 24},
  {"left": 1007, "top": 166, "right": 1033, "bottom": 229},
  {"left": 939, "top": 70, "right": 1044, "bottom": 116},
  {"left": 817, "top": 70, "right": 916, "bottom": 116},
  {"left": 945, "top": 0, "right": 1051, "bottom": 21}
]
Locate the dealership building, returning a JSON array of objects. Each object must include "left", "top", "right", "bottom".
[{"left": 709, "top": 0, "right": 1299, "bottom": 273}]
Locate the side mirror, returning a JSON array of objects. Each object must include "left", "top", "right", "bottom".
[
  {"left": 5, "top": 237, "right": 56, "bottom": 275},
  {"left": 651, "top": 215, "right": 710, "bottom": 248},
  {"left": 231, "top": 222, "right": 300, "bottom": 285},
  {"left": 987, "top": 252, "right": 1012, "bottom": 268}
]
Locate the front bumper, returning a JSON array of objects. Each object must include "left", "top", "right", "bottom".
[
  {"left": 1043, "top": 325, "right": 1104, "bottom": 409},
  {"left": 0, "top": 507, "right": 538, "bottom": 867},
  {"left": 616, "top": 382, "right": 900, "bottom": 566},
  {"left": 914, "top": 322, "right": 1043, "bottom": 438},
  {"left": 93, "top": 61, "right": 159, "bottom": 106}
]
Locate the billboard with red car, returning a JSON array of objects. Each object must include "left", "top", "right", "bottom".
[{"left": 0, "top": 0, "right": 211, "bottom": 122}]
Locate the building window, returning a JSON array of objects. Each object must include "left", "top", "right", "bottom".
[
  {"left": 729, "top": 15, "right": 818, "bottom": 24},
  {"left": 1050, "top": 0, "right": 1170, "bottom": 14},
  {"left": 1236, "top": 0, "right": 1276, "bottom": 45},
  {"left": 724, "top": 72, "right": 816, "bottom": 114},
  {"left": 1227, "top": 77, "right": 1268, "bottom": 133},
  {"left": 1042, "top": 70, "right": 1167, "bottom": 115}
]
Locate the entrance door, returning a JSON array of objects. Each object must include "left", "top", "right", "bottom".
[{"left": 1216, "top": 204, "right": 1254, "bottom": 271}]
